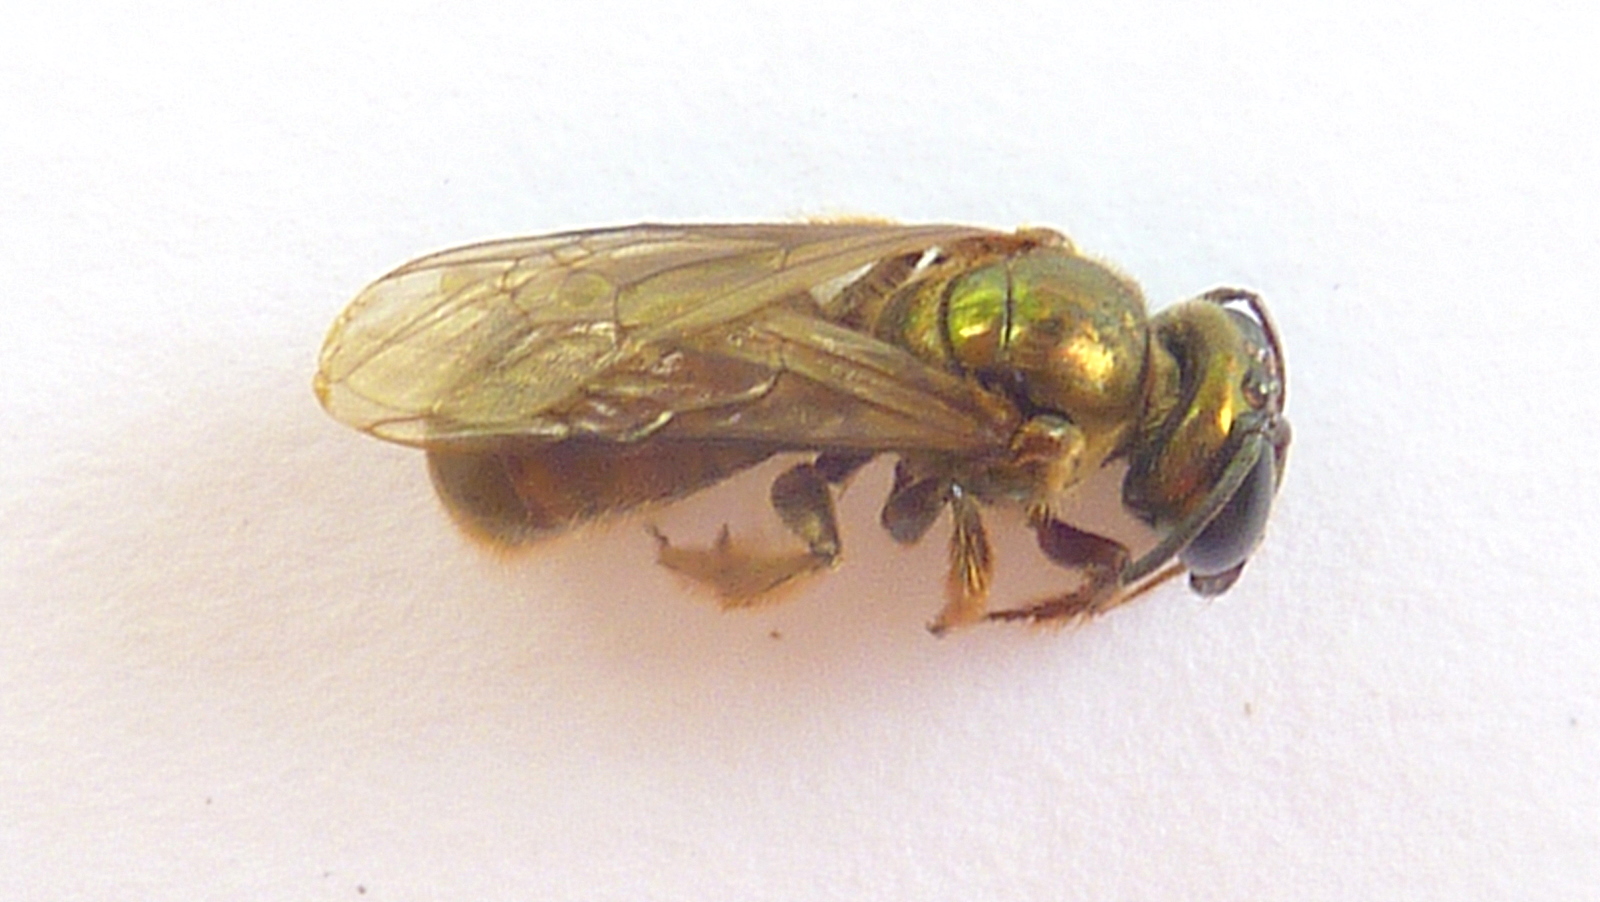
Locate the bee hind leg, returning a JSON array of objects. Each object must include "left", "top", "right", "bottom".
[{"left": 650, "top": 453, "right": 872, "bottom": 606}]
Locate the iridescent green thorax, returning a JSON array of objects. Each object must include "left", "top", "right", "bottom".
[{"left": 870, "top": 246, "right": 1148, "bottom": 434}]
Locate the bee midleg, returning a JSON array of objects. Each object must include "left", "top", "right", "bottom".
[
  {"left": 878, "top": 459, "right": 951, "bottom": 546},
  {"left": 650, "top": 451, "right": 873, "bottom": 606},
  {"left": 987, "top": 518, "right": 1149, "bottom": 625},
  {"left": 929, "top": 486, "right": 994, "bottom": 635},
  {"left": 427, "top": 441, "right": 775, "bottom": 548}
]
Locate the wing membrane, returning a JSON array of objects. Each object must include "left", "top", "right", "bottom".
[{"left": 315, "top": 222, "right": 1013, "bottom": 450}]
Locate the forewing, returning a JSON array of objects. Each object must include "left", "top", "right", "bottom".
[
  {"left": 315, "top": 222, "right": 1002, "bottom": 447},
  {"left": 554, "top": 306, "right": 1021, "bottom": 452}
]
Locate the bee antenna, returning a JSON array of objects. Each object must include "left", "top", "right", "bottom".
[{"left": 1196, "top": 287, "right": 1286, "bottom": 410}]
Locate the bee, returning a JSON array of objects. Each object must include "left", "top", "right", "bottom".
[{"left": 315, "top": 222, "right": 1289, "bottom": 633}]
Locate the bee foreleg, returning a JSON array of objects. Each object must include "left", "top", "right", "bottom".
[
  {"left": 929, "top": 486, "right": 992, "bottom": 635},
  {"left": 987, "top": 519, "right": 1133, "bottom": 626}
]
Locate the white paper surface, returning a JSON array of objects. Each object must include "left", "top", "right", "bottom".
[{"left": 4, "top": 1, "right": 1598, "bottom": 899}]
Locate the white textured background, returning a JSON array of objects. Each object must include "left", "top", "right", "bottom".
[{"left": 5, "top": 1, "right": 1598, "bottom": 899}]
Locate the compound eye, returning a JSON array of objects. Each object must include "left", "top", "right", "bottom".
[{"left": 1180, "top": 446, "right": 1277, "bottom": 593}]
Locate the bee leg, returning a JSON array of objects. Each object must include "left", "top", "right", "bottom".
[
  {"left": 651, "top": 456, "right": 867, "bottom": 606},
  {"left": 929, "top": 487, "right": 993, "bottom": 635},
  {"left": 987, "top": 519, "right": 1139, "bottom": 625},
  {"left": 879, "top": 460, "right": 951, "bottom": 546}
]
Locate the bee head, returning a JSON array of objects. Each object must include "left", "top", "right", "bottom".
[{"left": 1122, "top": 290, "right": 1290, "bottom": 594}]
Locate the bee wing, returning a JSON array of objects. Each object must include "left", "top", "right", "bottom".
[{"left": 316, "top": 222, "right": 1014, "bottom": 450}]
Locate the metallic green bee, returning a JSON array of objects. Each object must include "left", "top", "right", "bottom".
[{"left": 316, "top": 222, "right": 1289, "bottom": 633}]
